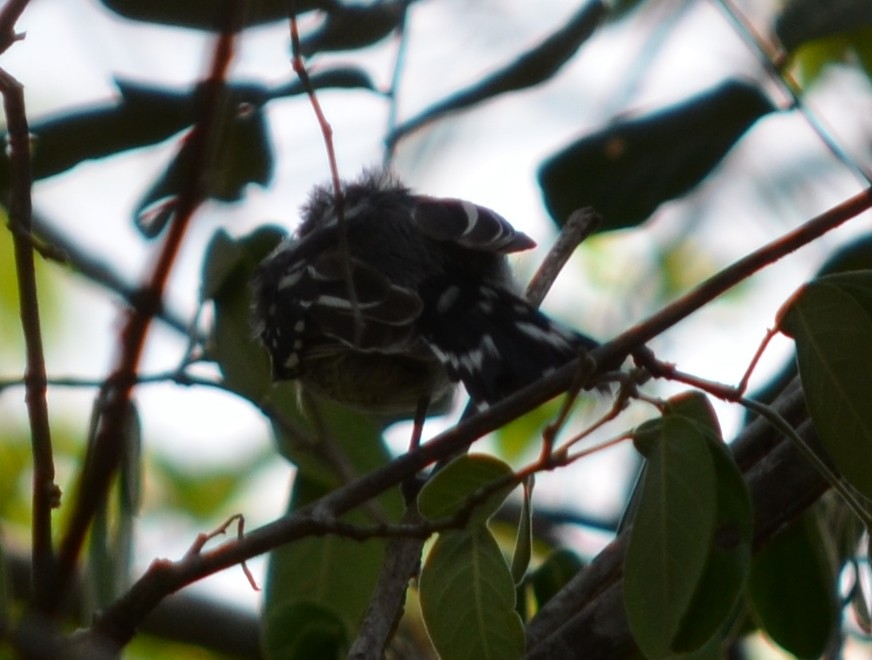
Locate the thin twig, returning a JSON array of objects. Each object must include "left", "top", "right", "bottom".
[
  {"left": 45, "top": 6, "right": 244, "bottom": 613},
  {"left": 607, "top": 186, "right": 872, "bottom": 362},
  {"left": 381, "top": 1, "right": 411, "bottom": 168},
  {"left": 288, "top": 3, "right": 364, "bottom": 347},
  {"left": 30, "top": 210, "right": 193, "bottom": 335},
  {"left": 0, "top": 66, "right": 57, "bottom": 607},
  {"left": 526, "top": 207, "right": 601, "bottom": 307}
]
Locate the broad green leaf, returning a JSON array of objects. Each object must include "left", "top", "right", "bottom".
[
  {"left": 201, "top": 226, "right": 285, "bottom": 401},
  {"left": 779, "top": 272, "right": 872, "bottom": 499},
  {"left": 624, "top": 413, "right": 718, "bottom": 659},
  {"left": 263, "top": 471, "right": 389, "bottom": 657},
  {"left": 262, "top": 601, "right": 346, "bottom": 660},
  {"left": 539, "top": 80, "right": 774, "bottom": 230},
  {"left": 264, "top": 397, "right": 401, "bottom": 653},
  {"left": 510, "top": 477, "right": 534, "bottom": 586},
  {"left": 531, "top": 549, "right": 584, "bottom": 610},
  {"left": 420, "top": 527, "right": 525, "bottom": 660},
  {"left": 672, "top": 429, "right": 753, "bottom": 653},
  {"left": 748, "top": 511, "right": 838, "bottom": 658},
  {"left": 418, "top": 454, "right": 515, "bottom": 523},
  {"left": 661, "top": 391, "right": 722, "bottom": 435}
]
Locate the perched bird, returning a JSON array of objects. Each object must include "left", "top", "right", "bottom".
[{"left": 251, "top": 170, "right": 597, "bottom": 415}]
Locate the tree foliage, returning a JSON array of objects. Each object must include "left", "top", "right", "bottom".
[{"left": 1, "top": 0, "right": 872, "bottom": 658}]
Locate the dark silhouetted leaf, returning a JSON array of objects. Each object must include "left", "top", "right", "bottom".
[
  {"left": 389, "top": 1, "right": 606, "bottom": 144},
  {"left": 420, "top": 527, "right": 525, "bottom": 660},
  {"left": 779, "top": 271, "right": 872, "bottom": 499},
  {"left": 100, "top": 0, "right": 324, "bottom": 30},
  {"left": 539, "top": 80, "right": 775, "bottom": 230},
  {"left": 300, "top": 1, "right": 406, "bottom": 56},
  {"left": 748, "top": 511, "right": 838, "bottom": 658},
  {"left": 775, "top": 0, "right": 872, "bottom": 53},
  {"left": 0, "top": 74, "right": 374, "bottom": 195},
  {"left": 134, "top": 105, "right": 274, "bottom": 237}
]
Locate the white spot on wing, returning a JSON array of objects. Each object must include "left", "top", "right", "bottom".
[
  {"left": 460, "top": 201, "right": 479, "bottom": 236},
  {"left": 278, "top": 269, "right": 304, "bottom": 290},
  {"left": 437, "top": 286, "right": 461, "bottom": 313}
]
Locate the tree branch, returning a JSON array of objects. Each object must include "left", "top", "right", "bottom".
[
  {"left": 78, "top": 185, "right": 872, "bottom": 652},
  {"left": 43, "top": 6, "right": 245, "bottom": 614},
  {"left": 0, "top": 0, "right": 28, "bottom": 54},
  {"left": 0, "top": 66, "right": 57, "bottom": 608}
]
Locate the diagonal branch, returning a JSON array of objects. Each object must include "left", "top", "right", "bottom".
[
  {"left": 84, "top": 185, "right": 872, "bottom": 651},
  {"left": 42, "top": 5, "right": 246, "bottom": 614}
]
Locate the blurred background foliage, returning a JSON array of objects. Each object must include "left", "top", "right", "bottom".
[{"left": 0, "top": 0, "right": 871, "bottom": 657}]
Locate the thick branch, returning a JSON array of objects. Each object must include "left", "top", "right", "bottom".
[{"left": 82, "top": 186, "right": 872, "bottom": 651}]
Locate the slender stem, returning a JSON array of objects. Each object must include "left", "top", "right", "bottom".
[
  {"left": 0, "top": 66, "right": 56, "bottom": 607},
  {"left": 741, "top": 397, "right": 872, "bottom": 527}
]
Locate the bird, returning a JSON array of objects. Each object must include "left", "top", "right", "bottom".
[{"left": 250, "top": 170, "right": 598, "bottom": 416}]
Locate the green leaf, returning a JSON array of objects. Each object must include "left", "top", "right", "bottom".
[
  {"left": 748, "top": 511, "right": 838, "bottom": 658},
  {"left": 671, "top": 429, "right": 753, "bottom": 653},
  {"left": 417, "top": 454, "right": 515, "bottom": 523},
  {"left": 263, "top": 471, "right": 389, "bottom": 658},
  {"left": 86, "top": 401, "right": 141, "bottom": 613},
  {"left": 539, "top": 80, "right": 774, "bottom": 230},
  {"left": 779, "top": 271, "right": 872, "bottom": 499},
  {"left": 420, "top": 526, "right": 525, "bottom": 660},
  {"left": 531, "top": 549, "right": 584, "bottom": 610},
  {"left": 263, "top": 397, "right": 402, "bottom": 653},
  {"left": 624, "top": 413, "right": 718, "bottom": 659},
  {"left": 201, "top": 226, "right": 285, "bottom": 402},
  {"left": 262, "top": 601, "right": 346, "bottom": 660}
]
